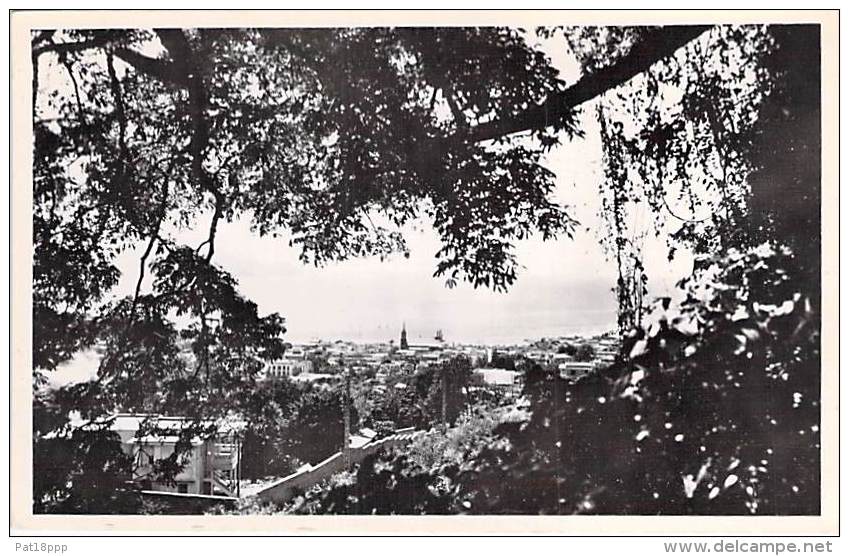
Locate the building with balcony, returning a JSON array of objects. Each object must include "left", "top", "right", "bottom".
[{"left": 108, "top": 414, "right": 244, "bottom": 497}]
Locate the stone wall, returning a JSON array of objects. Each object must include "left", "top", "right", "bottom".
[{"left": 253, "top": 427, "right": 424, "bottom": 505}]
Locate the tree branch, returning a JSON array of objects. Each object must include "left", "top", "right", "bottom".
[
  {"left": 31, "top": 34, "right": 187, "bottom": 88},
  {"left": 106, "top": 50, "right": 128, "bottom": 163},
  {"left": 197, "top": 190, "right": 224, "bottom": 263},
  {"left": 465, "top": 25, "right": 712, "bottom": 143},
  {"left": 59, "top": 55, "right": 86, "bottom": 125},
  {"left": 31, "top": 45, "right": 40, "bottom": 112},
  {"left": 32, "top": 36, "right": 112, "bottom": 58},
  {"left": 95, "top": 165, "right": 173, "bottom": 386},
  {"left": 152, "top": 29, "right": 228, "bottom": 264},
  {"left": 127, "top": 164, "right": 173, "bottom": 327},
  {"left": 113, "top": 47, "right": 186, "bottom": 86}
]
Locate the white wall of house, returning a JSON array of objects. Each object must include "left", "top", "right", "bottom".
[{"left": 108, "top": 414, "right": 241, "bottom": 496}]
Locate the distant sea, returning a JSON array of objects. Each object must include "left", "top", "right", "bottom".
[{"left": 286, "top": 313, "right": 617, "bottom": 347}]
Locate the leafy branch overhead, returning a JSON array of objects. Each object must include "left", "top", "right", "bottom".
[{"left": 33, "top": 26, "right": 708, "bottom": 296}]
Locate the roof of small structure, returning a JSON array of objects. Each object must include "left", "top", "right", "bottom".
[
  {"left": 62, "top": 412, "right": 246, "bottom": 436},
  {"left": 475, "top": 368, "right": 520, "bottom": 386}
]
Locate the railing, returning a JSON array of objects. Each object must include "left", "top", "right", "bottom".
[
  {"left": 206, "top": 440, "right": 239, "bottom": 496},
  {"left": 210, "top": 468, "right": 237, "bottom": 497}
]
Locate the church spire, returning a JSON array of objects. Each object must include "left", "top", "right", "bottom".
[{"left": 400, "top": 322, "right": 408, "bottom": 350}]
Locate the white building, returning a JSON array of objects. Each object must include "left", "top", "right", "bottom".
[
  {"left": 76, "top": 413, "right": 244, "bottom": 497},
  {"left": 264, "top": 358, "right": 314, "bottom": 379},
  {"left": 558, "top": 361, "right": 596, "bottom": 382},
  {"left": 474, "top": 367, "right": 523, "bottom": 396}
]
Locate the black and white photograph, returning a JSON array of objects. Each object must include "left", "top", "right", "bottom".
[{"left": 10, "top": 8, "right": 839, "bottom": 534}]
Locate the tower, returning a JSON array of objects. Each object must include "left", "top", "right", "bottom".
[{"left": 400, "top": 322, "right": 408, "bottom": 350}]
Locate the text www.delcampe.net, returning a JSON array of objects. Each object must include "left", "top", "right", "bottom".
[{"left": 663, "top": 541, "right": 835, "bottom": 554}]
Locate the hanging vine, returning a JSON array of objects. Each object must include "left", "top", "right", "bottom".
[{"left": 581, "top": 26, "right": 775, "bottom": 331}]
